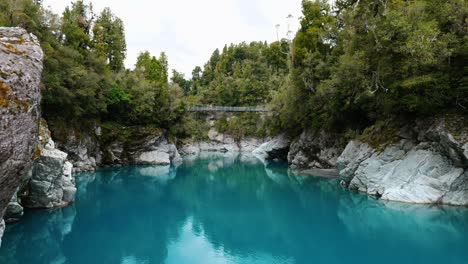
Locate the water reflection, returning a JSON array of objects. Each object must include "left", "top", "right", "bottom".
[{"left": 0, "top": 153, "right": 467, "bottom": 264}]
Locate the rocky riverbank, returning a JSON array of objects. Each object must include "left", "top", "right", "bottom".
[
  {"left": 53, "top": 124, "right": 182, "bottom": 173},
  {"left": 269, "top": 116, "right": 468, "bottom": 206},
  {"left": 0, "top": 25, "right": 467, "bottom": 249},
  {"left": 0, "top": 27, "right": 79, "bottom": 247},
  {"left": 337, "top": 117, "right": 468, "bottom": 206}
]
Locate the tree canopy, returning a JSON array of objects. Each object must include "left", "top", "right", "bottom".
[{"left": 1, "top": 0, "right": 466, "bottom": 140}]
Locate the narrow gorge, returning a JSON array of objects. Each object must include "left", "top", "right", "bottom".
[{"left": 0, "top": 0, "right": 467, "bottom": 262}]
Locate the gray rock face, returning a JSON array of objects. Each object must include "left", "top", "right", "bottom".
[
  {"left": 337, "top": 140, "right": 375, "bottom": 183},
  {"left": 337, "top": 119, "right": 468, "bottom": 206},
  {"left": 179, "top": 133, "right": 267, "bottom": 155},
  {"left": 178, "top": 122, "right": 269, "bottom": 156},
  {"left": 131, "top": 134, "right": 181, "bottom": 165},
  {"left": 21, "top": 122, "right": 76, "bottom": 208},
  {"left": 253, "top": 134, "right": 291, "bottom": 161},
  {"left": 0, "top": 220, "right": 4, "bottom": 247},
  {"left": 288, "top": 129, "right": 342, "bottom": 171},
  {"left": 0, "top": 27, "right": 43, "bottom": 222},
  {"left": 59, "top": 128, "right": 101, "bottom": 173},
  {"left": 180, "top": 141, "right": 239, "bottom": 154},
  {"left": 4, "top": 190, "right": 23, "bottom": 222}
]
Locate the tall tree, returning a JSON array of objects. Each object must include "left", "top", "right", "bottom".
[{"left": 93, "top": 7, "right": 126, "bottom": 72}]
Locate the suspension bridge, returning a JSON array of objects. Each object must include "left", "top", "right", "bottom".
[{"left": 188, "top": 106, "right": 270, "bottom": 112}]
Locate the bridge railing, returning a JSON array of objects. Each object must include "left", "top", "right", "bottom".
[{"left": 188, "top": 106, "right": 269, "bottom": 112}]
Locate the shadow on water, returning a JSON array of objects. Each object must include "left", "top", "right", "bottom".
[{"left": 1, "top": 152, "right": 468, "bottom": 264}]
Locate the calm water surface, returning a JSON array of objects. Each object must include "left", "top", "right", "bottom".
[{"left": 1, "top": 153, "right": 468, "bottom": 264}]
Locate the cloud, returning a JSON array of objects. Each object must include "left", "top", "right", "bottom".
[{"left": 42, "top": 0, "right": 302, "bottom": 77}]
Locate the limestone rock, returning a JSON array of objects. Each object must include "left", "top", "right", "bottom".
[
  {"left": 22, "top": 147, "right": 76, "bottom": 208},
  {"left": 133, "top": 135, "right": 181, "bottom": 165},
  {"left": 0, "top": 27, "right": 43, "bottom": 225},
  {"left": 253, "top": 134, "right": 290, "bottom": 161},
  {"left": 180, "top": 141, "right": 240, "bottom": 154},
  {"left": 338, "top": 140, "right": 468, "bottom": 205},
  {"left": 0, "top": 220, "right": 4, "bottom": 247},
  {"left": 137, "top": 151, "right": 171, "bottom": 165},
  {"left": 239, "top": 138, "right": 265, "bottom": 152},
  {"left": 4, "top": 189, "right": 23, "bottom": 222},
  {"left": 60, "top": 129, "right": 100, "bottom": 173},
  {"left": 336, "top": 141, "right": 375, "bottom": 184},
  {"left": 288, "top": 129, "right": 342, "bottom": 172},
  {"left": 207, "top": 128, "right": 236, "bottom": 144}
]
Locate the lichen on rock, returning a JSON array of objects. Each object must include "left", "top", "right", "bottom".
[{"left": 0, "top": 27, "right": 43, "bottom": 230}]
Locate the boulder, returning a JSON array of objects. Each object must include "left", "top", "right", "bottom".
[
  {"left": 207, "top": 128, "right": 236, "bottom": 144},
  {"left": 338, "top": 139, "right": 468, "bottom": 205},
  {"left": 22, "top": 148, "right": 76, "bottom": 208},
  {"left": 239, "top": 138, "right": 265, "bottom": 152},
  {"left": 4, "top": 190, "right": 23, "bottom": 222},
  {"left": 133, "top": 135, "right": 181, "bottom": 165},
  {"left": 137, "top": 151, "right": 171, "bottom": 165},
  {"left": 336, "top": 141, "right": 375, "bottom": 184},
  {"left": 253, "top": 134, "right": 291, "bottom": 161}
]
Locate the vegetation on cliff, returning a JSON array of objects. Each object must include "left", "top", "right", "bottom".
[
  {"left": 1, "top": 0, "right": 466, "bottom": 143},
  {"left": 271, "top": 0, "right": 467, "bottom": 136}
]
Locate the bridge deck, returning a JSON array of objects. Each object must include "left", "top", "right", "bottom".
[{"left": 188, "top": 106, "right": 269, "bottom": 112}]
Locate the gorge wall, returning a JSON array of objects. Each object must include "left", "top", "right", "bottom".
[
  {"left": 283, "top": 116, "right": 468, "bottom": 206},
  {"left": 0, "top": 27, "right": 79, "bottom": 247},
  {"left": 0, "top": 27, "right": 43, "bottom": 245}
]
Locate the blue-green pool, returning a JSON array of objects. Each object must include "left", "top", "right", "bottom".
[{"left": 1, "top": 153, "right": 468, "bottom": 264}]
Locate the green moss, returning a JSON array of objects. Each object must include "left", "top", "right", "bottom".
[
  {"left": 358, "top": 120, "right": 400, "bottom": 150},
  {"left": 99, "top": 122, "right": 162, "bottom": 146},
  {"left": 442, "top": 113, "right": 468, "bottom": 143}
]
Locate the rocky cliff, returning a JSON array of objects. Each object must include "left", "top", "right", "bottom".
[
  {"left": 2, "top": 121, "right": 77, "bottom": 222},
  {"left": 286, "top": 129, "right": 342, "bottom": 177},
  {"left": 19, "top": 121, "right": 76, "bottom": 209},
  {"left": 0, "top": 27, "right": 43, "bottom": 244},
  {"left": 56, "top": 125, "right": 182, "bottom": 172},
  {"left": 337, "top": 117, "right": 468, "bottom": 205}
]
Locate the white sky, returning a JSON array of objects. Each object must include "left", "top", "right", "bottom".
[{"left": 42, "top": 0, "right": 302, "bottom": 77}]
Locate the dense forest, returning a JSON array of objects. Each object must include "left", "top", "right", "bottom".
[{"left": 0, "top": 0, "right": 466, "bottom": 141}]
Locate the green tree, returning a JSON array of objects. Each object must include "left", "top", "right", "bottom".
[
  {"left": 171, "top": 70, "right": 191, "bottom": 94},
  {"left": 93, "top": 7, "right": 127, "bottom": 72}
]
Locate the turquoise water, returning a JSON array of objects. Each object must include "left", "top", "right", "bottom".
[{"left": 1, "top": 153, "right": 468, "bottom": 264}]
